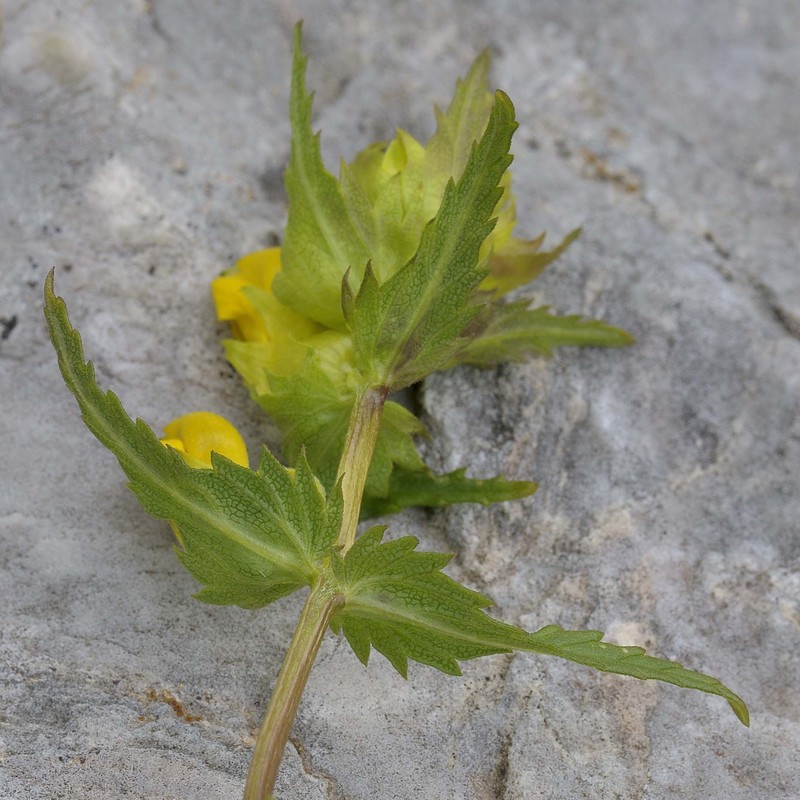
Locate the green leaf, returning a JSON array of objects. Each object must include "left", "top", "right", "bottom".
[
  {"left": 482, "top": 227, "right": 582, "bottom": 296},
  {"left": 360, "top": 466, "right": 537, "bottom": 518},
  {"left": 526, "top": 625, "right": 749, "bottom": 726},
  {"left": 44, "top": 272, "right": 340, "bottom": 609},
  {"left": 331, "top": 528, "right": 748, "bottom": 725},
  {"left": 421, "top": 49, "right": 494, "bottom": 218},
  {"left": 331, "top": 527, "right": 506, "bottom": 675},
  {"left": 454, "top": 302, "right": 634, "bottom": 366},
  {"left": 348, "top": 91, "right": 519, "bottom": 390},
  {"left": 272, "top": 23, "right": 370, "bottom": 329},
  {"left": 339, "top": 52, "right": 494, "bottom": 287},
  {"left": 258, "top": 358, "right": 424, "bottom": 498},
  {"left": 257, "top": 358, "right": 352, "bottom": 489}
]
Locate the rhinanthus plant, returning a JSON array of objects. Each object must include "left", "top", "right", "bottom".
[{"left": 45, "top": 25, "right": 748, "bottom": 800}]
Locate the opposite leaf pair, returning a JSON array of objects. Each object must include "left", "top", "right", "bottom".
[{"left": 44, "top": 273, "right": 748, "bottom": 726}]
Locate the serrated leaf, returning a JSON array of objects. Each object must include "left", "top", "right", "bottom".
[
  {"left": 454, "top": 301, "right": 635, "bottom": 366},
  {"left": 481, "top": 227, "right": 582, "bottom": 296},
  {"left": 348, "top": 91, "right": 518, "bottom": 390},
  {"left": 44, "top": 273, "right": 340, "bottom": 609},
  {"left": 421, "top": 49, "right": 494, "bottom": 223},
  {"left": 272, "top": 23, "right": 370, "bottom": 329},
  {"left": 331, "top": 528, "right": 504, "bottom": 675},
  {"left": 331, "top": 528, "right": 748, "bottom": 724},
  {"left": 257, "top": 358, "right": 353, "bottom": 489},
  {"left": 257, "top": 358, "right": 424, "bottom": 498},
  {"left": 360, "top": 466, "right": 537, "bottom": 518},
  {"left": 339, "top": 53, "right": 494, "bottom": 288},
  {"left": 526, "top": 625, "right": 749, "bottom": 726}
]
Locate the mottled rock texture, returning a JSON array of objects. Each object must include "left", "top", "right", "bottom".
[{"left": 1, "top": 1, "right": 798, "bottom": 798}]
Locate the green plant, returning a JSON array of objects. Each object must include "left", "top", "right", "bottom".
[{"left": 44, "top": 24, "right": 747, "bottom": 800}]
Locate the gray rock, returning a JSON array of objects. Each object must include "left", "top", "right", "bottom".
[{"left": 1, "top": 1, "right": 798, "bottom": 798}]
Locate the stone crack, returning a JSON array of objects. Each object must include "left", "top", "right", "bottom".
[{"left": 289, "top": 733, "right": 344, "bottom": 800}]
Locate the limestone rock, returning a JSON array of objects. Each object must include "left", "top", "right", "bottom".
[{"left": 2, "top": 1, "right": 797, "bottom": 798}]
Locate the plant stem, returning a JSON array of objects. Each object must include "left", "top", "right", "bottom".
[
  {"left": 243, "top": 579, "right": 342, "bottom": 800},
  {"left": 336, "top": 385, "right": 388, "bottom": 552},
  {"left": 243, "top": 384, "right": 387, "bottom": 799}
]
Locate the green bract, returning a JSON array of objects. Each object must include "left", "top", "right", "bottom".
[
  {"left": 220, "top": 25, "right": 631, "bottom": 518},
  {"left": 44, "top": 22, "right": 748, "bottom": 800}
]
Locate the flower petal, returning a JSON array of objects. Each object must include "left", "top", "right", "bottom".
[{"left": 161, "top": 411, "right": 249, "bottom": 469}]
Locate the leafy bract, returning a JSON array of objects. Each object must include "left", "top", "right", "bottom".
[
  {"left": 422, "top": 50, "right": 495, "bottom": 219},
  {"left": 257, "top": 358, "right": 424, "bottom": 499},
  {"left": 257, "top": 356, "right": 535, "bottom": 517},
  {"left": 346, "top": 91, "right": 518, "bottom": 390},
  {"left": 361, "top": 466, "right": 537, "bottom": 518},
  {"left": 213, "top": 36, "right": 632, "bottom": 522},
  {"left": 337, "top": 48, "right": 561, "bottom": 297},
  {"left": 454, "top": 301, "right": 635, "bottom": 366},
  {"left": 479, "top": 227, "right": 581, "bottom": 296},
  {"left": 273, "top": 24, "right": 370, "bottom": 329},
  {"left": 331, "top": 528, "right": 749, "bottom": 725},
  {"left": 339, "top": 50, "right": 495, "bottom": 285},
  {"left": 44, "top": 273, "right": 341, "bottom": 609}
]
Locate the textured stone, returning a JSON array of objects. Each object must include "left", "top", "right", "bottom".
[{"left": 1, "top": 1, "right": 798, "bottom": 798}]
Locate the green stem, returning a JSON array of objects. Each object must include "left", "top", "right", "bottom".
[
  {"left": 243, "top": 385, "right": 387, "bottom": 799},
  {"left": 336, "top": 385, "right": 388, "bottom": 552},
  {"left": 243, "top": 579, "right": 342, "bottom": 800}
]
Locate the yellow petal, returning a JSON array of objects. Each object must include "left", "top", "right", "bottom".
[
  {"left": 231, "top": 312, "right": 271, "bottom": 343},
  {"left": 211, "top": 248, "right": 282, "bottom": 337},
  {"left": 160, "top": 437, "right": 186, "bottom": 453},
  {"left": 211, "top": 274, "right": 252, "bottom": 321},
  {"left": 234, "top": 247, "right": 282, "bottom": 289},
  {"left": 161, "top": 411, "right": 249, "bottom": 469},
  {"left": 213, "top": 247, "right": 323, "bottom": 345},
  {"left": 212, "top": 274, "right": 271, "bottom": 342}
]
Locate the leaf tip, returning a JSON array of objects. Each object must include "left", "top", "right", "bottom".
[
  {"left": 493, "top": 89, "right": 518, "bottom": 128},
  {"left": 605, "top": 325, "right": 636, "bottom": 348},
  {"left": 729, "top": 694, "right": 750, "bottom": 727},
  {"left": 292, "top": 19, "right": 304, "bottom": 49},
  {"left": 44, "top": 266, "right": 56, "bottom": 296}
]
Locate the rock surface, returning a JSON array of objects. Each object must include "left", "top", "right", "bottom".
[{"left": 1, "top": 1, "right": 798, "bottom": 798}]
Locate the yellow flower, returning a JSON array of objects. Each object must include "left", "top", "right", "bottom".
[
  {"left": 211, "top": 247, "right": 320, "bottom": 344},
  {"left": 213, "top": 247, "right": 358, "bottom": 397},
  {"left": 211, "top": 248, "right": 278, "bottom": 341},
  {"left": 160, "top": 411, "right": 250, "bottom": 546},
  {"left": 161, "top": 411, "right": 249, "bottom": 469}
]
